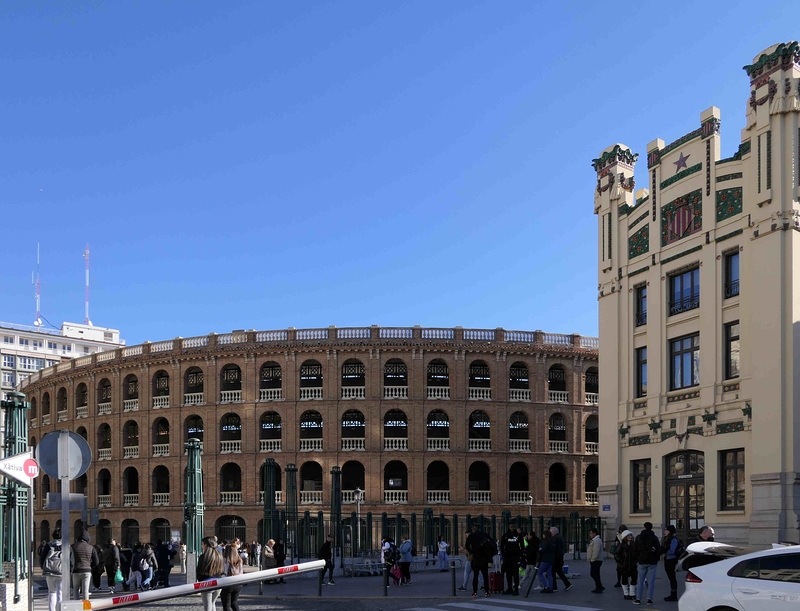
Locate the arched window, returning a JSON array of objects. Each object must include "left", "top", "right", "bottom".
[
  {"left": 383, "top": 410, "right": 408, "bottom": 449},
  {"left": 42, "top": 392, "right": 51, "bottom": 415},
  {"left": 153, "top": 466, "right": 170, "bottom": 505},
  {"left": 548, "top": 365, "right": 567, "bottom": 403},
  {"left": 509, "top": 362, "right": 529, "bottom": 391},
  {"left": 341, "top": 359, "right": 365, "bottom": 399},
  {"left": 383, "top": 359, "right": 407, "bottom": 398},
  {"left": 300, "top": 462, "right": 323, "bottom": 505},
  {"left": 468, "top": 410, "right": 491, "bottom": 439},
  {"left": 76, "top": 427, "right": 87, "bottom": 440},
  {"left": 57, "top": 387, "right": 68, "bottom": 413},
  {"left": 300, "top": 360, "right": 323, "bottom": 400},
  {"left": 549, "top": 413, "right": 567, "bottom": 451},
  {"left": 299, "top": 411, "right": 323, "bottom": 451},
  {"left": 185, "top": 415, "right": 204, "bottom": 443},
  {"left": 426, "top": 410, "right": 450, "bottom": 450},
  {"left": 151, "top": 518, "right": 171, "bottom": 544},
  {"left": 220, "top": 463, "right": 242, "bottom": 504},
  {"left": 97, "top": 423, "right": 111, "bottom": 449},
  {"left": 468, "top": 360, "right": 491, "bottom": 400},
  {"left": 31, "top": 397, "right": 37, "bottom": 418},
  {"left": 97, "top": 379, "right": 112, "bottom": 407},
  {"left": 123, "top": 467, "right": 139, "bottom": 505},
  {"left": 97, "top": 469, "right": 111, "bottom": 507},
  {"left": 220, "top": 364, "right": 242, "bottom": 402},
  {"left": 509, "top": 462, "right": 529, "bottom": 494},
  {"left": 259, "top": 362, "right": 282, "bottom": 401},
  {"left": 153, "top": 418, "right": 170, "bottom": 452},
  {"left": 341, "top": 409, "right": 365, "bottom": 440},
  {"left": 97, "top": 520, "right": 112, "bottom": 547},
  {"left": 342, "top": 460, "right": 365, "bottom": 494},
  {"left": 40, "top": 520, "right": 51, "bottom": 545},
  {"left": 42, "top": 474, "right": 50, "bottom": 499},
  {"left": 216, "top": 516, "right": 246, "bottom": 543},
  {"left": 75, "top": 383, "right": 88, "bottom": 408},
  {"left": 585, "top": 464, "right": 598, "bottom": 504},
  {"left": 259, "top": 461, "right": 283, "bottom": 505},
  {"left": 74, "top": 473, "right": 87, "bottom": 495},
  {"left": 123, "top": 374, "right": 139, "bottom": 400},
  {"left": 509, "top": 412, "right": 530, "bottom": 452},
  {"left": 426, "top": 360, "right": 449, "bottom": 399},
  {"left": 184, "top": 367, "right": 204, "bottom": 404},
  {"left": 585, "top": 367, "right": 598, "bottom": 403},
  {"left": 384, "top": 460, "right": 408, "bottom": 500},
  {"left": 426, "top": 461, "right": 449, "bottom": 503},
  {"left": 220, "top": 413, "right": 242, "bottom": 443},
  {"left": 152, "top": 370, "right": 169, "bottom": 409},
  {"left": 259, "top": 412, "right": 282, "bottom": 452},
  {"left": 585, "top": 415, "right": 598, "bottom": 453},
  {"left": 548, "top": 463, "right": 568, "bottom": 504},
  {"left": 123, "top": 421, "right": 139, "bottom": 447},
  {"left": 121, "top": 519, "right": 139, "bottom": 549},
  {"left": 468, "top": 461, "right": 491, "bottom": 503}
]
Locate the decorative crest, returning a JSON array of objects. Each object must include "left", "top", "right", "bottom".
[
  {"left": 592, "top": 145, "right": 638, "bottom": 173},
  {"left": 743, "top": 41, "right": 800, "bottom": 80}
]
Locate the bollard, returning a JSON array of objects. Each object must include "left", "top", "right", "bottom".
[
  {"left": 383, "top": 565, "right": 389, "bottom": 596},
  {"left": 318, "top": 568, "right": 323, "bottom": 596},
  {"left": 450, "top": 560, "right": 456, "bottom": 596}
]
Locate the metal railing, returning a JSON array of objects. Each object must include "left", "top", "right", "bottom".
[{"left": 669, "top": 294, "right": 700, "bottom": 315}]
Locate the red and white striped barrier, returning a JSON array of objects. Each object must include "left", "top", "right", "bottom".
[{"left": 60, "top": 560, "right": 326, "bottom": 611}]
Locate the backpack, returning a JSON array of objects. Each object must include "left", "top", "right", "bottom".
[
  {"left": 44, "top": 543, "right": 62, "bottom": 575},
  {"left": 480, "top": 536, "right": 497, "bottom": 559},
  {"left": 410, "top": 545, "right": 417, "bottom": 557},
  {"left": 673, "top": 537, "right": 686, "bottom": 559},
  {"left": 385, "top": 544, "right": 400, "bottom": 564},
  {"left": 139, "top": 556, "right": 149, "bottom": 572},
  {"left": 635, "top": 532, "right": 659, "bottom": 564},
  {"left": 504, "top": 535, "right": 521, "bottom": 557}
]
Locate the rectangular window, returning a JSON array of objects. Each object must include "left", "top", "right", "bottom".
[
  {"left": 3, "top": 355, "right": 14, "bottom": 368},
  {"left": 3, "top": 336, "right": 14, "bottom": 344},
  {"left": 720, "top": 448, "right": 745, "bottom": 510},
  {"left": 18, "top": 338, "right": 29, "bottom": 347},
  {"left": 32, "top": 340, "right": 43, "bottom": 350},
  {"left": 46, "top": 360, "right": 58, "bottom": 368},
  {"left": 724, "top": 251, "right": 740, "bottom": 298},
  {"left": 607, "top": 213, "right": 613, "bottom": 261},
  {"left": 62, "top": 344, "right": 72, "bottom": 353},
  {"left": 725, "top": 322, "right": 740, "bottom": 380},
  {"left": 1, "top": 372, "right": 14, "bottom": 386},
  {"left": 670, "top": 333, "right": 700, "bottom": 390},
  {"left": 48, "top": 341, "right": 57, "bottom": 350},
  {"left": 635, "top": 285, "right": 647, "bottom": 327},
  {"left": 766, "top": 130, "right": 772, "bottom": 190},
  {"left": 632, "top": 459, "right": 651, "bottom": 513},
  {"left": 18, "top": 357, "right": 45, "bottom": 371},
  {"left": 83, "top": 347, "right": 90, "bottom": 354},
  {"left": 669, "top": 267, "right": 700, "bottom": 315},
  {"left": 635, "top": 347, "right": 648, "bottom": 398}
]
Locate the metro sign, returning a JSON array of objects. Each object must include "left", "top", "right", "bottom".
[{"left": 0, "top": 451, "right": 39, "bottom": 487}]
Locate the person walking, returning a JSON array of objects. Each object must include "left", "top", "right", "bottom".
[
  {"left": 261, "top": 539, "right": 276, "bottom": 584},
  {"left": 125, "top": 545, "right": 143, "bottom": 591},
  {"left": 197, "top": 537, "right": 225, "bottom": 611},
  {"left": 273, "top": 539, "right": 286, "bottom": 583},
  {"left": 613, "top": 524, "right": 628, "bottom": 588},
  {"left": 220, "top": 544, "right": 244, "bottom": 611},
  {"left": 633, "top": 522, "right": 661, "bottom": 605},
  {"left": 549, "top": 526, "right": 572, "bottom": 592},
  {"left": 500, "top": 526, "right": 522, "bottom": 595},
  {"left": 464, "top": 523, "right": 491, "bottom": 598},
  {"left": 614, "top": 529, "right": 637, "bottom": 600},
  {"left": 437, "top": 535, "right": 449, "bottom": 572},
  {"left": 91, "top": 545, "right": 104, "bottom": 591},
  {"left": 103, "top": 539, "right": 121, "bottom": 594},
  {"left": 662, "top": 525, "right": 682, "bottom": 601},
  {"left": 537, "top": 529, "right": 555, "bottom": 593},
  {"left": 587, "top": 527, "right": 604, "bottom": 593},
  {"left": 398, "top": 535, "right": 413, "bottom": 585},
  {"left": 40, "top": 527, "right": 64, "bottom": 611},
  {"left": 71, "top": 530, "right": 99, "bottom": 600},
  {"left": 318, "top": 534, "right": 335, "bottom": 585},
  {"left": 519, "top": 530, "right": 540, "bottom": 591},
  {"left": 140, "top": 543, "right": 158, "bottom": 590}
]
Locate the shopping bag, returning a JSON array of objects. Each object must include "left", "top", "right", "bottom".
[
  {"left": 114, "top": 568, "right": 124, "bottom": 584},
  {"left": 390, "top": 564, "right": 403, "bottom": 581}
]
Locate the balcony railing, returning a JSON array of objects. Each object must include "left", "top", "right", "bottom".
[
  {"left": 259, "top": 389, "right": 282, "bottom": 401},
  {"left": 585, "top": 392, "right": 598, "bottom": 405},
  {"left": 98, "top": 402, "right": 111, "bottom": 415},
  {"left": 549, "top": 491, "right": 569, "bottom": 504},
  {"left": 508, "top": 389, "right": 530, "bottom": 402},
  {"left": 426, "top": 387, "right": 450, "bottom": 400},
  {"left": 220, "top": 440, "right": 241, "bottom": 453},
  {"left": 427, "top": 438, "right": 450, "bottom": 451},
  {"left": 220, "top": 390, "right": 242, "bottom": 402},
  {"left": 123, "top": 399, "right": 139, "bottom": 412},
  {"left": 635, "top": 310, "right": 647, "bottom": 327},
  {"left": 153, "top": 493, "right": 170, "bottom": 506},
  {"left": 57, "top": 410, "right": 67, "bottom": 422},
  {"left": 123, "top": 446, "right": 139, "bottom": 459},
  {"left": 669, "top": 294, "right": 700, "bottom": 316},
  {"left": 41, "top": 413, "right": 50, "bottom": 426},
  {"left": 259, "top": 491, "right": 284, "bottom": 504},
  {"left": 383, "top": 386, "right": 408, "bottom": 399},
  {"left": 342, "top": 438, "right": 365, "bottom": 451},
  {"left": 300, "top": 439, "right": 323, "bottom": 452},
  {"left": 427, "top": 490, "right": 450, "bottom": 504},
  {"left": 300, "top": 388, "right": 323, "bottom": 400},
  {"left": 259, "top": 439, "right": 282, "bottom": 452},
  {"left": 98, "top": 448, "right": 111, "bottom": 461},
  {"left": 549, "top": 440, "right": 569, "bottom": 453},
  {"left": 123, "top": 494, "right": 139, "bottom": 507},
  {"left": 468, "top": 439, "right": 491, "bottom": 451},
  {"left": 509, "top": 491, "right": 532, "bottom": 504},
  {"left": 341, "top": 387, "right": 365, "bottom": 400},
  {"left": 153, "top": 443, "right": 169, "bottom": 457},
  {"left": 76, "top": 405, "right": 88, "bottom": 419},
  {"left": 508, "top": 439, "right": 530, "bottom": 452},
  {"left": 384, "top": 437, "right": 408, "bottom": 451},
  {"left": 341, "top": 490, "right": 364, "bottom": 504},
  {"left": 300, "top": 491, "right": 323, "bottom": 505},
  {"left": 183, "top": 393, "right": 204, "bottom": 405},
  {"left": 98, "top": 495, "right": 111, "bottom": 508},
  {"left": 585, "top": 491, "right": 598, "bottom": 505},
  {"left": 468, "top": 388, "right": 491, "bottom": 400},
  {"left": 724, "top": 279, "right": 740, "bottom": 299},
  {"left": 469, "top": 491, "right": 491, "bottom": 504},
  {"left": 586, "top": 441, "right": 599, "bottom": 454},
  {"left": 549, "top": 390, "right": 569, "bottom": 403},
  {"left": 30, "top": 420, "right": 38, "bottom": 429},
  {"left": 384, "top": 490, "right": 408, "bottom": 504},
  {"left": 220, "top": 491, "right": 243, "bottom": 504},
  {"left": 153, "top": 396, "right": 169, "bottom": 409}
]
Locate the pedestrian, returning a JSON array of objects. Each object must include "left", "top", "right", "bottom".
[
  {"left": 238, "top": 544, "right": 248, "bottom": 566},
  {"left": 633, "top": 521, "right": 661, "bottom": 605},
  {"left": 464, "top": 523, "right": 491, "bottom": 598},
  {"left": 253, "top": 541, "right": 262, "bottom": 568},
  {"left": 437, "top": 535, "right": 449, "bottom": 571},
  {"left": 612, "top": 523, "right": 628, "bottom": 588},
  {"left": 614, "top": 529, "right": 637, "bottom": 600},
  {"left": 537, "top": 529, "right": 555, "bottom": 593},
  {"left": 140, "top": 543, "right": 158, "bottom": 590},
  {"left": 519, "top": 530, "right": 540, "bottom": 591},
  {"left": 398, "top": 534, "right": 413, "bottom": 585},
  {"left": 500, "top": 525, "right": 522, "bottom": 595},
  {"left": 549, "top": 526, "right": 572, "bottom": 591},
  {"left": 197, "top": 537, "right": 225, "bottom": 611},
  {"left": 103, "top": 539, "right": 121, "bottom": 594},
  {"left": 126, "top": 545, "right": 143, "bottom": 591},
  {"left": 692, "top": 525, "right": 715, "bottom": 544},
  {"left": 662, "top": 525, "right": 682, "bottom": 601},
  {"left": 587, "top": 527, "right": 604, "bottom": 593},
  {"left": 382, "top": 538, "right": 401, "bottom": 586},
  {"left": 119, "top": 547, "right": 132, "bottom": 591},
  {"left": 40, "top": 527, "right": 64, "bottom": 611},
  {"left": 261, "top": 539, "right": 276, "bottom": 584},
  {"left": 71, "top": 530, "right": 99, "bottom": 600},
  {"left": 179, "top": 542, "right": 187, "bottom": 574},
  {"left": 220, "top": 544, "right": 243, "bottom": 611},
  {"left": 154, "top": 540, "right": 174, "bottom": 588},
  {"left": 91, "top": 545, "right": 104, "bottom": 591},
  {"left": 318, "top": 534, "right": 335, "bottom": 585},
  {"left": 273, "top": 538, "right": 286, "bottom": 583}
]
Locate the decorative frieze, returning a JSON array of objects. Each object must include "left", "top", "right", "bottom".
[
  {"left": 661, "top": 431, "right": 677, "bottom": 441},
  {"left": 628, "top": 226, "right": 649, "bottom": 259},
  {"left": 722, "top": 381, "right": 740, "bottom": 393},
  {"left": 628, "top": 266, "right": 649, "bottom": 278},
  {"left": 743, "top": 41, "right": 800, "bottom": 81},
  {"left": 668, "top": 389, "right": 700, "bottom": 403},
  {"left": 592, "top": 145, "right": 638, "bottom": 172},
  {"left": 716, "top": 187, "right": 743, "bottom": 222},
  {"left": 716, "top": 229, "right": 743, "bottom": 243},
  {"left": 628, "top": 434, "right": 650, "bottom": 446},
  {"left": 688, "top": 427, "right": 704, "bottom": 436},
  {"left": 716, "top": 421, "right": 745, "bottom": 434},
  {"left": 716, "top": 140, "right": 751, "bottom": 166},
  {"left": 717, "top": 172, "right": 743, "bottom": 183},
  {"left": 687, "top": 415, "right": 696, "bottom": 426}
]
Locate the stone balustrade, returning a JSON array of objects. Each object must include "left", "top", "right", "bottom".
[
  {"left": 98, "top": 402, "right": 111, "bottom": 415},
  {"left": 585, "top": 492, "right": 598, "bottom": 505},
  {"left": 383, "top": 386, "right": 408, "bottom": 399},
  {"left": 98, "top": 495, "right": 112, "bottom": 508},
  {"left": 508, "top": 439, "right": 530, "bottom": 452},
  {"left": 153, "top": 396, "right": 169, "bottom": 409},
  {"left": 123, "top": 399, "right": 139, "bottom": 412},
  {"left": 300, "top": 491, "right": 323, "bottom": 505},
  {"left": 57, "top": 410, "right": 67, "bottom": 422},
  {"left": 468, "top": 388, "right": 491, "bottom": 400},
  {"left": 585, "top": 392, "right": 598, "bottom": 405},
  {"left": 508, "top": 491, "right": 532, "bottom": 504},
  {"left": 384, "top": 490, "right": 408, "bottom": 504},
  {"left": 384, "top": 437, "right": 408, "bottom": 451},
  {"left": 341, "top": 387, "right": 365, "bottom": 400},
  {"left": 184, "top": 393, "right": 204, "bottom": 406},
  {"left": 300, "top": 388, "right": 323, "bottom": 400},
  {"left": 427, "top": 438, "right": 450, "bottom": 451},
  {"left": 259, "top": 389, "right": 282, "bottom": 401},
  {"left": 76, "top": 405, "right": 88, "bottom": 418},
  {"left": 220, "top": 390, "right": 242, "bottom": 402},
  {"left": 426, "top": 387, "right": 450, "bottom": 400},
  {"left": 549, "top": 390, "right": 569, "bottom": 403},
  {"left": 220, "top": 440, "right": 241, "bottom": 453},
  {"left": 549, "top": 491, "right": 569, "bottom": 504},
  {"left": 123, "top": 494, "right": 139, "bottom": 507},
  {"left": 586, "top": 442, "right": 599, "bottom": 454},
  {"left": 259, "top": 439, "right": 282, "bottom": 452},
  {"left": 341, "top": 438, "right": 365, "bottom": 451},
  {"left": 469, "top": 491, "right": 491, "bottom": 504},
  {"left": 300, "top": 439, "right": 322, "bottom": 452},
  {"left": 98, "top": 448, "right": 111, "bottom": 461},
  {"left": 153, "top": 443, "right": 169, "bottom": 457},
  {"left": 220, "top": 491, "right": 243, "bottom": 504},
  {"left": 427, "top": 490, "right": 450, "bottom": 504},
  {"left": 153, "top": 493, "right": 170, "bottom": 506},
  {"left": 42, "top": 414, "right": 51, "bottom": 425},
  {"left": 549, "top": 441, "right": 569, "bottom": 453},
  {"left": 468, "top": 439, "right": 491, "bottom": 451},
  {"left": 259, "top": 491, "right": 284, "bottom": 504},
  {"left": 508, "top": 389, "right": 530, "bottom": 402},
  {"left": 123, "top": 446, "right": 139, "bottom": 459}
]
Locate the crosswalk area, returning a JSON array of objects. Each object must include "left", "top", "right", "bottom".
[{"left": 402, "top": 599, "right": 602, "bottom": 611}]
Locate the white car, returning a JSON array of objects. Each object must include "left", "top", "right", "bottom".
[{"left": 679, "top": 541, "right": 800, "bottom": 611}]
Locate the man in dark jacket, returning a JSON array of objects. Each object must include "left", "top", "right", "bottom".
[
  {"left": 318, "top": 535, "right": 334, "bottom": 585},
  {"left": 72, "top": 531, "right": 99, "bottom": 600},
  {"left": 464, "top": 524, "right": 491, "bottom": 598},
  {"left": 500, "top": 526, "right": 522, "bottom": 595},
  {"left": 273, "top": 539, "right": 287, "bottom": 583},
  {"left": 633, "top": 522, "right": 661, "bottom": 604},
  {"left": 103, "top": 539, "right": 120, "bottom": 594},
  {"left": 549, "top": 527, "right": 572, "bottom": 591},
  {"left": 154, "top": 541, "right": 175, "bottom": 588}
]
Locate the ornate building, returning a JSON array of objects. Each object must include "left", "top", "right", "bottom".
[
  {"left": 594, "top": 43, "right": 800, "bottom": 546},
  {"left": 21, "top": 325, "right": 599, "bottom": 546}
]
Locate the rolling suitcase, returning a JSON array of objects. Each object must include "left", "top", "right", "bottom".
[{"left": 489, "top": 571, "right": 504, "bottom": 593}]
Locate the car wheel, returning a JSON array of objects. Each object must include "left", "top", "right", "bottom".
[{"left": 708, "top": 607, "right": 740, "bottom": 611}]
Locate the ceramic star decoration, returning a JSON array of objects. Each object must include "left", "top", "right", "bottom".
[{"left": 674, "top": 152, "right": 690, "bottom": 172}]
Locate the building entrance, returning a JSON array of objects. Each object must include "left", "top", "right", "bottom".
[{"left": 665, "top": 451, "right": 705, "bottom": 544}]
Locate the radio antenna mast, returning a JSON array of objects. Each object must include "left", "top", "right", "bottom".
[
  {"left": 83, "top": 244, "right": 91, "bottom": 325},
  {"left": 33, "top": 243, "right": 42, "bottom": 329}
]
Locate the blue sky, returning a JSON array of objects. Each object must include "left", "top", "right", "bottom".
[{"left": 2, "top": 1, "right": 798, "bottom": 346}]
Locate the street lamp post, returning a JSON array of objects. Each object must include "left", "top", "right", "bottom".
[
  {"left": 354, "top": 487, "right": 363, "bottom": 555},
  {"left": 527, "top": 494, "right": 533, "bottom": 527}
]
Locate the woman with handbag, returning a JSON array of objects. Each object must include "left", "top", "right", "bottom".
[
  {"left": 220, "top": 544, "right": 243, "bottom": 611},
  {"left": 196, "top": 537, "right": 225, "bottom": 611}
]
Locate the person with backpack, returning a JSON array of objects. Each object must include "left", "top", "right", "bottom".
[
  {"left": 464, "top": 523, "right": 491, "bottom": 598},
  {"left": 40, "top": 527, "right": 64, "bottom": 611},
  {"left": 614, "top": 529, "right": 637, "bottom": 600},
  {"left": 125, "top": 544, "right": 143, "bottom": 591},
  {"left": 500, "top": 526, "right": 522, "bottom": 595},
  {"left": 398, "top": 535, "right": 413, "bottom": 585},
  {"left": 633, "top": 522, "right": 661, "bottom": 605},
  {"left": 661, "top": 525, "right": 682, "bottom": 602},
  {"left": 382, "top": 538, "right": 401, "bottom": 586},
  {"left": 71, "top": 530, "right": 100, "bottom": 600},
  {"left": 140, "top": 543, "right": 158, "bottom": 590},
  {"left": 102, "top": 539, "right": 121, "bottom": 594}
]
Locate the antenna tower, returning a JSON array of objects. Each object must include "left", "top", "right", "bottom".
[
  {"left": 83, "top": 244, "right": 91, "bottom": 325},
  {"left": 33, "top": 243, "right": 42, "bottom": 328}
]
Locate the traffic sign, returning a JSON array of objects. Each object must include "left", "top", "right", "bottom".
[
  {"left": 0, "top": 451, "right": 38, "bottom": 487},
  {"left": 35, "top": 430, "right": 92, "bottom": 480}
]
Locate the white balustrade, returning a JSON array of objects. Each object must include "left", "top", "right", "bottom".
[
  {"left": 505, "top": 330, "right": 535, "bottom": 342},
  {"left": 509, "top": 389, "right": 531, "bottom": 402},
  {"left": 586, "top": 442, "right": 599, "bottom": 454},
  {"left": 463, "top": 329, "right": 495, "bottom": 340},
  {"left": 98, "top": 448, "right": 111, "bottom": 461},
  {"left": 220, "top": 440, "right": 242, "bottom": 453},
  {"left": 338, "top": 328, "right": 370, "bottom": 339},
  {"left": 549, "top": 491, "right": 569, "bottom": 504},
  {"left": 76, "top": 406, "right": 88, "bottom": 419},
  {"left": 57, "top": 362, "right": 72, "bottom": 372},
  {"left": 184, "top": 393, "right": 204, "bottom": 405},
  {"left": 383, "top": 386, "right": 408, "bottom": 399},
  {"left": 300, "top": 388, "right": 323, "bottom": 400},
  {"left": 97, "top": 351, "right": 117, "bottom": 362},
  {"left": 123, "top": 399, "right": 139, "bottom": 412},
  {"left": 122, "top": 345, "right": 143, "bottom": 357},
  {"left": 42, "top": 414, "right": 51, "bottom": 425},
  {"left": 30, "top": 420, "right": 38, "bottom": 429},
  {"left": 75, "top": 355, "right": 92, "bottom": 367},
  {"left": 542, "top": 333, "right": 571, "bottom": 346},
  {"left": 57, "top": 410, "right": 67, "bottom": 422},
  {"left": 300, "top": 439, "right": 323, "bottom": 451},
  {"left": 150, "top": 340, "right": 174, "bottom": 352},
  {"left": 585, "top": 492, "right": 598, "bottom": 505},
  {"left": 342, "top": 490, "right": 364, "bottom": 504},
  {"left": 260, "top": 389, "right": 282, "bottom": 401},
  {"left": 256, "top": 330, "right": 288, "bottom": 341},
  {"left": 468, "top": 388, "right": 491, "bottom": 400},
  {"left": 153, "top": 396, "right": 169, "bottom": 409},
  {"left": 509, "top": 491, "right": 532, "bottom": 504},
  {"left": 427, "top": 438, "right": 450, "bottom": 451},
  {"left": 341, "top": 386, "right": 365, "bottom": 400},
  {"left": 218, "top": 332, "right": 246, "bottom": 345},
  {"left": 300, "top": 491, "right": 323, "bottom": 505},
  {"left": 123, "top": 446, "right": 139, "bottom": 459},
  {"left": 549, "top": 390, "right": 569, "bottom": 403},
  {"left": 259, "top": 491, "right": 284, "bottom": 504},
  {"left": 549, "top": 441, "right": 569, "bottom": 453},
  {"left": 220, "top": 390, "right": 242, "bottom": 402},
  {"left": 468, "top": 439, "right": 491, "bottom": 451},
  {"left": 98, "top": 495, "right": 111, "bottom": 508},
  {"left": 220, "top": 491, "right": 243, "bottom": 504},
  {"left": 296, "top": 329, "right": 328, "bottom": 340},
  {"left": 427, "top": 490, "right": 450, "bottom": 504},
  {"left": 379, "top": 328, "right": 412, "bottom": 339},
  {"left": 259, "top": 439, "right": 282, "bottom": 452},
  {"left": 508, "top": 439, "right": 530, "bottom": 452},
  {"left": 469, "top": 491, "right": 491, "bottom": 504},
  {"left": 384, "top": 490, "right": 408, "bottom": 504},
  {"left": 183, "top": 336, "right": 209, "bottom": 348},
  {"left": 384, "top": 437, "right": 408, "bottom": 451},
  {"left": 426, "top": 387, "right": 450, "bottom": 400},
  {"left": 421, "top": 328, "right": 454, "bottom": 339},
  {"left": 153, "top": 444, "right": 170, "bottom": 457},
  {"left": 341, "top": 438, "right": 365, "bottom": 451},
  {"left": 123, "top": 494, "right": 139, "bottom": 507},
  {"left": 580, "top": 337, "right": 599, "bottom": 349},
  {"left": 98, "top": 402, "right": 111, "bottom": 415},
  {"left": 585, "top": 392, "right": 599, "bottom": 405},
  {"left": 153, "top": 493, "right": 170, "bottom": 506}
]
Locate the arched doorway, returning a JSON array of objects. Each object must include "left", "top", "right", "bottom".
[
  {"left": 216, "top": 516, "right": 246, "bottom": 544},
  {"left": 665, "top": 451, "right": 705, "bottom": 544}
]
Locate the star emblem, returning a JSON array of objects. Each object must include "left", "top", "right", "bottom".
[{"left": 674, "top": 152, "right": 690, "bottom": 172}]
